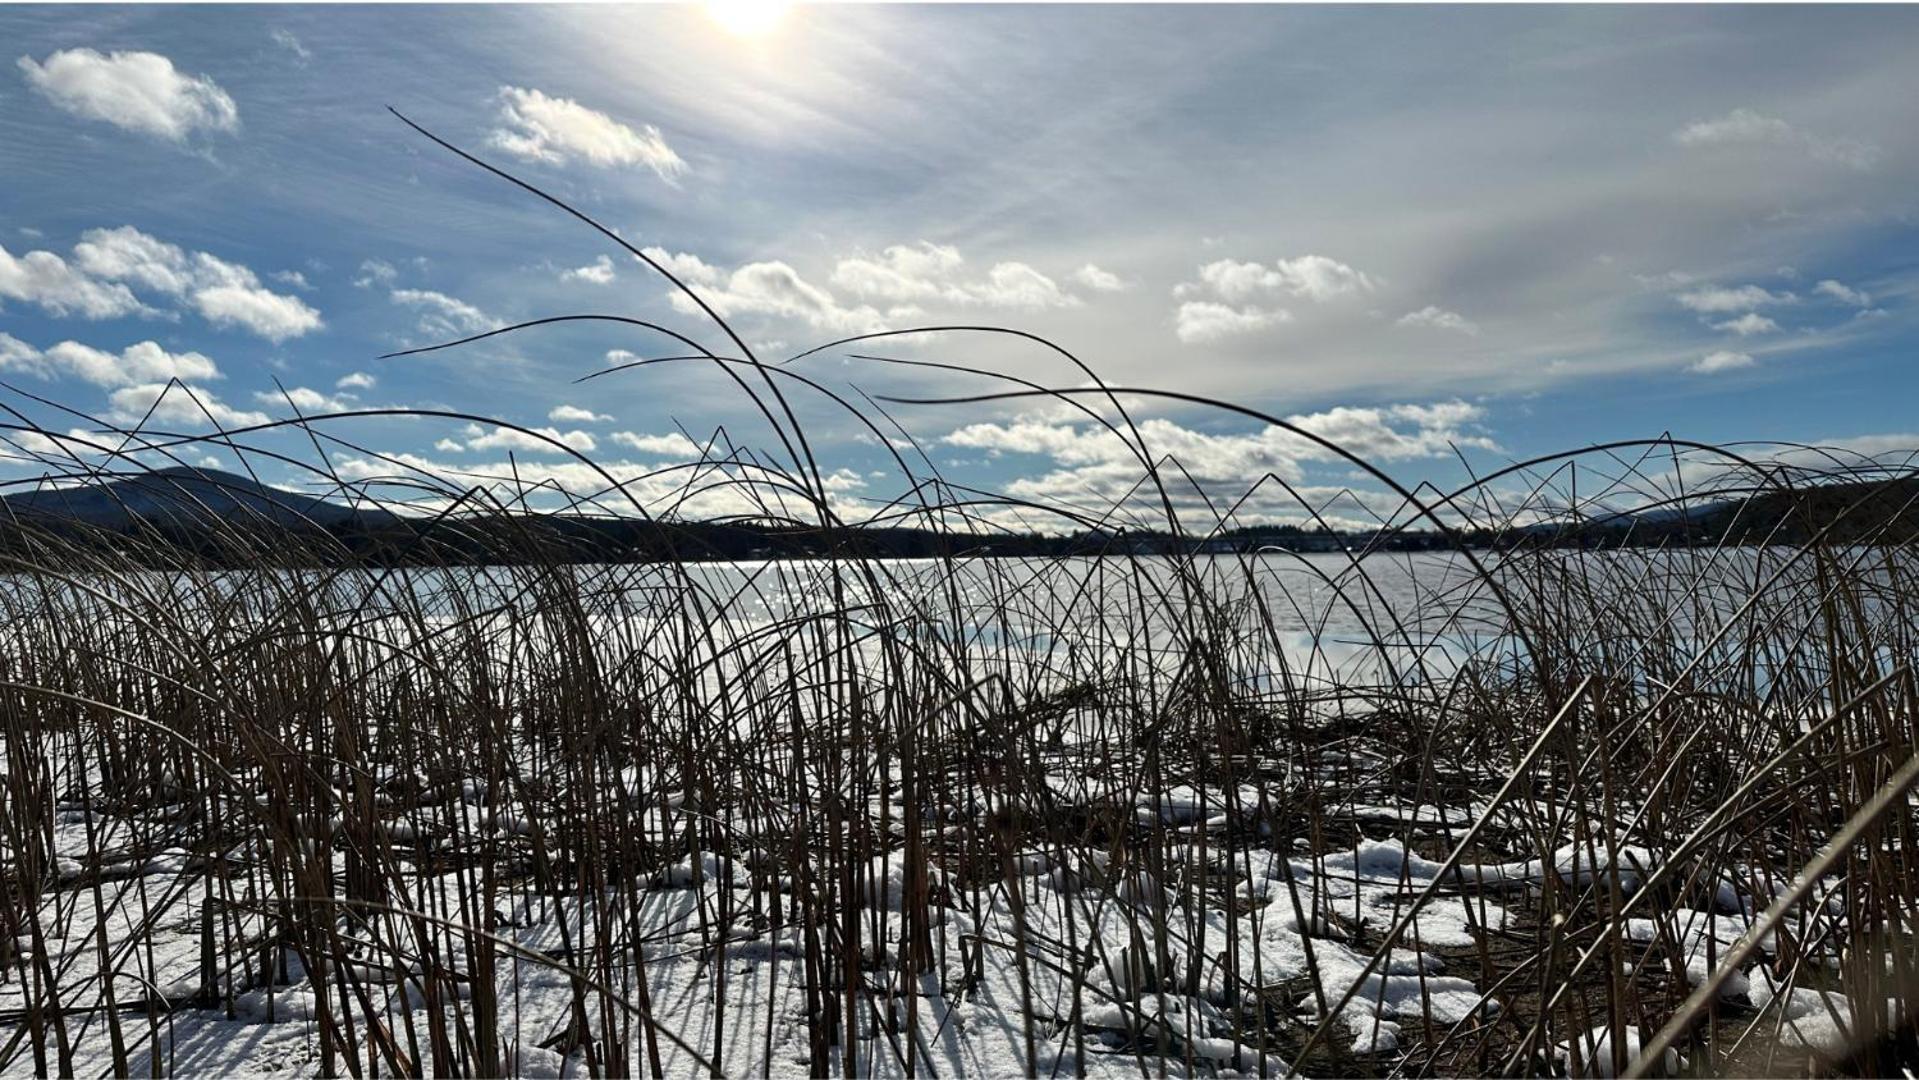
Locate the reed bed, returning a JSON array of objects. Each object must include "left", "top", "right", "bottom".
[{"left": 1, "top": 118, "right": 1916, "bottom": 1079}]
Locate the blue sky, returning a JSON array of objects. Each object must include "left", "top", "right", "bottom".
[{"left": 2, "top": 4, "right": 1915, "bottom": 530}]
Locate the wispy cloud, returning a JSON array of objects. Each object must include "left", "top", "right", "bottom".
[
  {"left": 1674, "top": 284, "right": 1794, "bottom": 314},
  {"left": 1397, "top": 305, "right": 1479, "bottom": 336},
  {"left": 1711, "top": 312, "right": 1779, "bottom": 336},
  {"left": 390, "top": 288, "right": 493, "bottom": 337},
  {"left": 1814, "top": 278, "right": 1871, "bottom": 307},
  {"left": 269, "top": 29, "right": 311, "bottom": 65},
  {"left": 1690, "top": 349, "right": 1755, "bottom": 374},
  {"left": 1673, "top": 108, "right": 1880, "bottom": 170}
]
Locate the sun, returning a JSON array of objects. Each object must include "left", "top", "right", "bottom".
[{"left": 704, "top": 0, "right": 794, "bottom": 39}]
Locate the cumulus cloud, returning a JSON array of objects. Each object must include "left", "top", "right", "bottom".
[
  {"left": 487, "top": 86, "right": 684, "bottom": 179},
  {"left": 1711, "top": 312, "right": 1779, "bottom": 336},
  {"left": 938, "top": 400, "right": 1496, "bottom": 527},
  {"left": 1674, "top": 284, "right": 1794, "bottom": 314},
  {"left": 1672, "top": 108, "right": 1879, "bottom": 170},
  {"left": 458, "top": 423, "right": 597, "bottom": 454},
  {"left": 1397, "top": 305, "right": 1479, "bottom": 335},
  {"left": 390, "top": 288, "right": 494, "bottom": 337},
  {"left": 1167, "top": 254, "right": 1374, "bottom": 344},
  {"left": 17, "top": 48, "right": 238, "bottom": 141},
  {"left": 1184, "top": 255, "right": 1377, "bottom": 303},
  {"left": 1073, "top": 264, "right": 1129, "bottom": 292},
  {"left": 0, "top": 335, "right": 221, "bottom": 387},
  {"left": 561, "top": 255, "right": 617, "bottom": 284},
  {"left": 1814, "top": 279, "right": 1871, "bottom": 307},
  {"left": 336, "top": 371, "right": 377, "bottom": 391},
  {"left": 253, "top": 386, "right": 354, "bottom": 413},
  {"left": 328, "top": 450, "right": 870, "bottom": 522},
  {"left": 659, "top": 255, "right": 888, "bottom": 334},
  {"left": 196, "top": 285, "right": 324, "bottom": 341},
  {"left": 612, "top": 430, "right": 704, "bottom": 457},
  {"left": 549, "top": 404, "right": 613, "bottom": 424},
  {"left": 0, "top": 242, "right": 154, "bottom": 319},
  {"left": 68, "top": 226, "right": 322, "bottom": 340},
  {"left": 640, "top": 247, "right": 722, "bottom": 285},
  {"left": 829, "top": 242, "right": 1079, "bottom": 310},
  {"left": 0, "top": 333, "right": 47, "bottom": 377},
  {"left": 1174, "top": 301, "right": 1289, "bottom": 343},
  {"left": 1690, "top": 349, "right": 1754, "bottom": 374},
  {"left": 107, "top": 382, "right": 268, "bottom": 429}
]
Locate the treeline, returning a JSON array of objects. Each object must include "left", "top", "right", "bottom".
[{"left": 1, "top": 471, "right": 1913, "bottom": 569}]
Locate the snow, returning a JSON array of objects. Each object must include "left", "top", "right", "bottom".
[{"left": 1560, "top": 1024, "right": 1676, "bottom": 1079}]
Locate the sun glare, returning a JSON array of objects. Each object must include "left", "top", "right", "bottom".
[{"left": 704, "top": 0, "right": 793, "bottom": 39}]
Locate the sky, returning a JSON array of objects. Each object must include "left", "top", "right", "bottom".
[{"left": 1, "top": 4, "right": 1916, "bottom": 532}]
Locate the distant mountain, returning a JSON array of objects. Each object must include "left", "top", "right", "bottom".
[
  {"left": 0, "top": 467, "right": 396, "bottom": 532},
  {"left": 1, "top": 465, "right": 1914, "bottom": 566},
  {"left": 1512, "top": 475, "right": 1919, "bottom": 547}
]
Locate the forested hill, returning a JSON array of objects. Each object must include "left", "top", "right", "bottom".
[{"left": 1, "top": 466, "right": 1914, "bottom": 566}]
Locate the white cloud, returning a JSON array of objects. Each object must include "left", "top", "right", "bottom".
[
  {"left": 1072, "top": 264, "right": 1128, "bottom": 292},
  {"left": 17, "top": 48, "right": 238, "bottom": 141},
  {"left": 353, "top": 259, "right": 398, "bottom": 289},
  {"left": 561, "top": 255, "right": 617, "bottom": 284},
  {"left": 640, "top": 246, "right": 721, "bottom": 286},
  {"left": 1711, "top": 312, "right": 1779, "bottom": 336},
  {"left": 1397, "top": 305, "right": 1479, "bottom": 336},
  {"left": 0, "top": 336, "right": 221, "bottom": 387},
  {"left": 69, "top": 226, "right": 322, "bottom": 340},
  {"left": 937, "top": 401, "right": 1496, "bottom": 527},
  {"left": 195, "top": 284, "right": 324, "bottom": 341},
  {"left": 612, "top": 430, "right": 703, "bottom": 456},
  {"left": 972, "top": 262, "right": 1077, "bottom": 309},
  {"left": 1187, "top": 255, "right": 1377, "bottom": 303},
  {"left": 487, "top": 86, "right": 684, "bottom": 179},
  {"left": 549, "top": 404, "right": 613, "bottom": 424},
  {"left": 1814, "top": 279, "right": 1871, "bottom": 307},
  {"left": 1269, "top": 255, "right": 1378, "bottom": 301},
  {"left": 252, "top": 386, "right": 355, "bottom": 413},
  {"left": 107, "top": 382, "right": 268, "bottom": 429},
  {"left": 0, "top": 242, "right": 154, "bottom": 319},
  {"left": 460, "top": 423, "right": 597, "bottom": 454},
  {"left": 829, "top": 243, "right": 1079, "bottom": 310},
  {"left": 1690, "top": 349, "right": 1754, "bottom": 374},
  {"left": 665, "top": 257, "right": 888, "bottom": 334},
  {"left": 1672, "top": 108, "right": 1880, "bottom": 170},
  {"left": 336, "top": 371, "right": 376, "bottom": 391},
  {"left": 269, "top": 29, "right": 311, "bottom": 65},
  {"left": 1674, "top": 284, "right": 1794, "bottom": 314},
  {"left": 329, "top": 450, "right": 870, "bottom": 522},
  {"left": 0, "top": 332, "right": 51, "bottom": 377},
  {"left": 390, "top": 288, "right": 493, "bottom": 337},
  {"left": 1174, "top": 301, "right": 1289, "bottom": 343}
]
